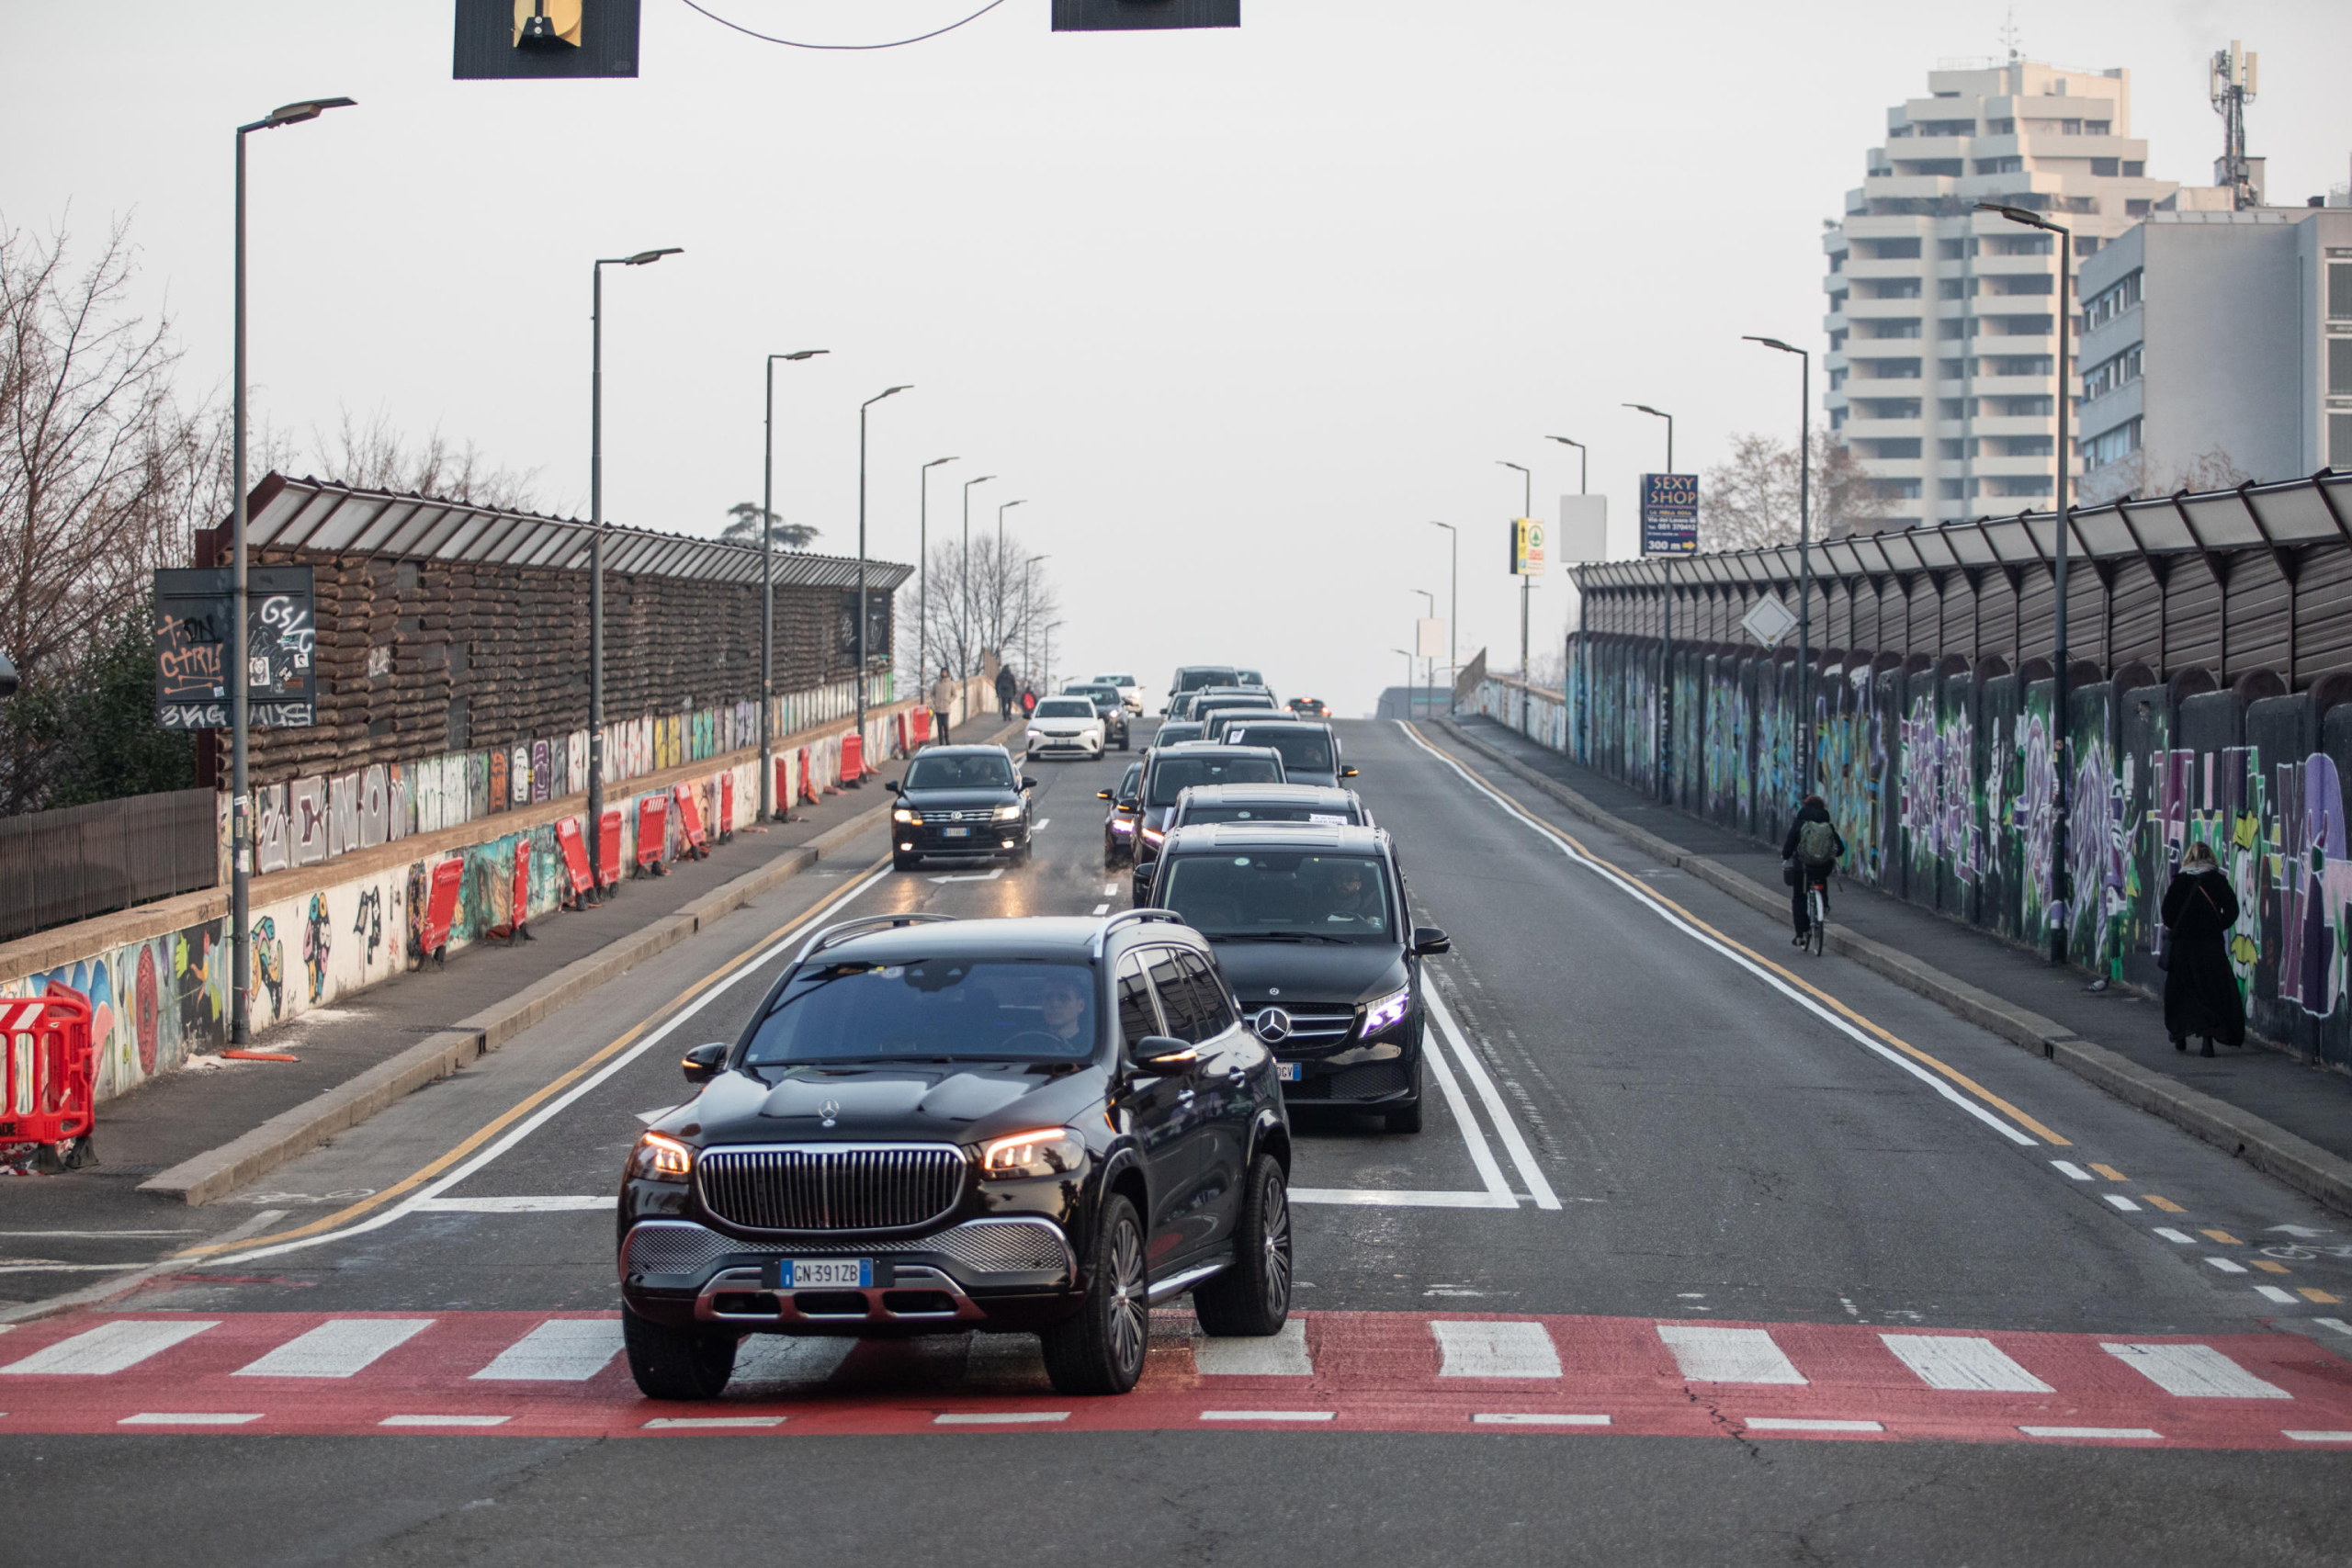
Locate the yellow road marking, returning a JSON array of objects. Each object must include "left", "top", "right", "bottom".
[
  {"left": 2141, "top": 1194, "right": 2186, "bottom": 1213},
  {"left": 2089, "top": 1163, "right": 2127, "bottom": 1181},
  {"left": 2252, "top": 1260, "right": 2291, "bottom": 1275},
  {"left": 1405, "top": 725, "right": 2069, "bottom": 1147},
  {"left": 175, "top": 858, "right": 887, "bottom": 1258},
  {"left": 2301, "top": 1288, "right": 2343, "bottom": 1304},
  {"left": 2201, "top": 1228, "right": 2244, "bottom": 1245}
]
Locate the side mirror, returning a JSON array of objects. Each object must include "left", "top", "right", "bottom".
[
  {"left": 1411, "top": 927, "right": 1451, "bottom": 956},
  {"left": 1130, "top": 1035, "right": 1198, "bottom": 1072},
  {"left": 681, "top": 1042, "right": 729, "bottom": 1084},
  {"left": 1021, "top": 776, "right": 1039, "bottom": 791},
  {"left": 1340, "top": 766, "right": 1360, "bottom": 778},
  {"left": 886, "top": 778, "right": 901, "bottom": 795},
  {"left": 1097, "top": 789, "right": 1114, "bottom": 800}
]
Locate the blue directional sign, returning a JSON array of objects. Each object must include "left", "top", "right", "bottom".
[{"left": 1640, "top": 474, "right": 1699, "bottom": 556}]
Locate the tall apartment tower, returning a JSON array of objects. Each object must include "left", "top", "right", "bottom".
[{"left": 1823, "top": 59, "right": 2179, "bottom": 532}]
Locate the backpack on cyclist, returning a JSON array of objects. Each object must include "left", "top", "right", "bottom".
[{"left": 1795, "top": 818, "right": 1838, "bottom": 870}]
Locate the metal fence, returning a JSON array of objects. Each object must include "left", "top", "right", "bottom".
[{"left": 0, "top": 790, "right": 219, "bottom": 942}]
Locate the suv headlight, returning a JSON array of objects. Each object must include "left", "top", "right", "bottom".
[
  {"left": 1358, "top": 984, "right": 1410, "bottom": 1038},
  {"left": 993, "top": 804, "right": 1023, "bottom": 820},
  {"left": 629, "top": 1131, "right": 695, "bottom": 1183},
  {"left": 978, "top": 1127, "right": 1087, "bottom": 1179},
  {"left": 892, "top": 807, "right": 921, "bottom": 824}
]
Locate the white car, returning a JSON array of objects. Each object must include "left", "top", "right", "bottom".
[
  {"left": 1027, "top": 696, "right": 1106, "bottom": 759},
  {"left": 1091, "top": 671, "right": 1144, "bottom": 714}
]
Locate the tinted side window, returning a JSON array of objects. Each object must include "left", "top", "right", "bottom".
[
  {"left": 1146, "top": 948, "right": 1208, "bottom": 1043},
  {"left": 1115, "top": 953, "right": 1163, "bottom": 1050},
  {"left": 1177, "top": 950, "right": 1238, "bottom": 1036}
]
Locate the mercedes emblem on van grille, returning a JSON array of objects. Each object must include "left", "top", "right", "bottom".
[{"left": 1251, "top": 1007, "right": 1293, "bottom": 1043}]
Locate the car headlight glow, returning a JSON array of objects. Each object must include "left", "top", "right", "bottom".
[
  {"left": 1141, "top": 826, "right": 1164, "bottom": 843},
  {"left": 978, "top": 1127, "right": 1086, "bottom": 1179},
  {"left": 629, "top": 1131, "right": 695, "bottom": 1182},
  {"left": 1112, "top": 819, "right": 1133, "bottom": 834},
  {"left": 1359, "top": 984, "right": 1411, "bottom": 1038},
  {"left": 993, "top": 804, "right": 1023, "bottom": 820},
  {"left": 892, "top": 808, "right": 920, "bottom": 824}
]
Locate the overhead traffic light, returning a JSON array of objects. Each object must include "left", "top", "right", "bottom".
[
  {"left": 1052, "top": 0, "right": 1238, "bottom": 30},
  {"left": 454, "top": 0, "right": 640, "bottom": 79}
]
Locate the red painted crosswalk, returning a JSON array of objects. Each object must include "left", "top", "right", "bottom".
[{"left": 2, "top": 1309, "right": 2347, "bottom": 1449}]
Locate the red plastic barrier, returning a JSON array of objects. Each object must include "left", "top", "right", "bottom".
[
  {"left": 556, "top": 817, "right": 595, "bottom": 898},
  {"left": 841, "top": 731, "right": 865, "bottom": 784},
  {"left": 0, "top": 985, "right": 95, "bottom": 1165},
  {"left": 673, "top": 784, "right": 708, "bottom": 860},
  {"left": 910, "top": 707, "right": 931, "bottom": 745},
  {"left": 503, "top": 837, "right": 533, "bottom": 942},
  {"left": 422, "top": 857, "right": 464, "bottom": 964},
  {"left": 598, "top": 808, "right": 623, "bottom": 888},
  {"left": 719, "top": 773, "right": 733, "bottom": 840},
  {"left": 636, "top": 795, "right": 668, "bottom": 874},
  {"left": 797, "top": 747, "right": 818, "bottom": 806}
]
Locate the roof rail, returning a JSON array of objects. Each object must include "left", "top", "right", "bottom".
[
  {"left": 794, "top": 911, "right": 958, "bottom": 966},
  {"left": 1091, "top": 907, "right": 1184, "bottom": 957}
]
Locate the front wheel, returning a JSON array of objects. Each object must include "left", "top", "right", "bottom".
[
  {"left": 1041, "top": 1193, "right": 1149, "bottom": 1395},
  {"left": 622, "top": 1306, "right": 737, "bottom": 1400},
  {"left": 1808, "top": 889, "right": 1826, "bottom": 955},
  {"left": 1194, "top": 1154, "right": 1293, "bottom": 1337}
]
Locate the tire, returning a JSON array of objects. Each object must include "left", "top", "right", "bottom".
[
  {"left": 1041, "top": 1193, "right": 1149, "bottom": 1395},
  {"left": 622, "top": 1305, "right": 737, "bottom": 1400},
  {"left": 893, "top": 852, "right": 918, "bottom": 873},
  {"left": 1193, "top": 1154, "right": 1293, "bottom": 1337}
]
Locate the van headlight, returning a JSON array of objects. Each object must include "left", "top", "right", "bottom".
[
  {"left": 1358, "top": 984, "right": 1410, "bottom": 1038},
  {"left": 629, "top": 1131, "right": 695, "bottom": 1183},
  {"left": 978, "top": 1127, "right": 1086, "bottom": 1179}
]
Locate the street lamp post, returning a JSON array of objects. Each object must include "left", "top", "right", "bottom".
[
  {"left": 1023, "top": 554, "right": 1047, "bottom": 682},
  {"left": 586, "top": 246, "right": 682, "bottom": 895},
  {"left": 960, "top": 474, "right": 996, "bottom": 682},
  {"left": 995, "top": 499, "right": 1027, "bottom": 668},
  {"left": 1498, "top": 460, "right": 1533, "bottom": 683},
  {"left": 1981, "top": 201, "right": 2076, "bottom": 964},
  {"left": 854, "top": 385, "right": 912, "bottom": 776},
  {"left": 1546, "top": 435, "right": 1589, "bottom": 763},
  {"left": 1413, "top": 589, "right": 1436, "bottom": 716},
  {"left": 759, "top": 349, "right": 829, "bottom": 822},
  {"left": 1427, "top": 522, "right": 1457, "bottom": 714},
  {"left": 1743, "top": 338, "right": 1814, "bottom": 795},
  {"left": 1623, "top": 403, "right": 1675, "bottom": 804},
  {"left": 917, "top": 457, "right": 957, "bottom": 711},
  {"left": 229, "top": 95, "right": 355, "bottom": 1043}
]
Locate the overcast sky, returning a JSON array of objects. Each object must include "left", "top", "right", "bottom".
[{"left": 6, "top": 0, "right": 2349, "bottom": 714}]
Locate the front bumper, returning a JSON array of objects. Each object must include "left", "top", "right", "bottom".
[
  {"left": 897, "top": 820, "right": 1026, "bottom": 855},
  {"left": 1027, "top": 732, "right": 1103, "bottom": 755}
]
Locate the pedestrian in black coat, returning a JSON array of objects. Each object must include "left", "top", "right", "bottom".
[
  {"left": 995, "top": 665, "right": 1018, "bottom": 719},
  {"left": 1781, "top": 794, "right": 1845, "bottom": 943},
  {"left": 2162, "top": 840, "right": 2244, "bottom": 1057}
]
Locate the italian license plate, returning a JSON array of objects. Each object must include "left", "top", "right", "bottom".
[
  {"left": 1279, "top": 1062, "right": 1304, "bottom": 1082},
  {"left": 776, "top": 1258, "right": 872, "bottom": 1289},
  {"left": 943, "top": 827, "right": 970, "bottom": 838}
]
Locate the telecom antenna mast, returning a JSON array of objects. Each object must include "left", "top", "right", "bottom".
[{"left": 2211, "top": 40, "right": 2260, "bottom": 210}]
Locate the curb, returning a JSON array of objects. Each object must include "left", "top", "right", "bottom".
[{"left": 1430, "top": 716, "right": 2352, "bottom": 1219}]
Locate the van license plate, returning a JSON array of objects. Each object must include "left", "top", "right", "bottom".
[
  {"left": 1279, "top": 1062, "right": 1303, "bottom": 1082},
  {"left": 777, "top": 1258, "right": 872, "bottom": 1289}
]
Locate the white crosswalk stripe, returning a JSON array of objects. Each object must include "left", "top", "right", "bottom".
[
  {"left": 1431, "top": 1320, "right": 1561, "bottom": 1379},
  {"left": 1193, "top": 1319, "right": 1312, "bottom": 1376},
  {"left": 469, "top": 1319, "right": 625, "bottom": 1382},
  {"left": 233, "top": 1318, "right": 435, "bottom": 1378},
  {"left": 2100, "top": 1342, "right": 2290, "bottom": 1400},
  {"left": 1880, "top": 1334, "right": 2052, "bottom": 1393},
  {"left": 1656, "top": 1325, "right": 1806, "bottom": 1385},
  {"left": 2, "top": 1319, "right": 216, "bottom": 1376}
]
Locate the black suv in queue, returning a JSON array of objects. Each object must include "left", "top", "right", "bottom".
[
  {"left": 1100, "top": 760, "right": 1142, "bottom": 865},
  {"left": 1145, "top": 823, "right": 1447, "bottom": 1134},
  {"left": 888, "top": 746, "right": 1035, "bottom": 872},
  {"left": 1216, "top": 718, "right": 1354, "bottom": 789},
  {"left": 1129, "top": 743, "right": 1287, "bottom": 904},
  {"left": 1163, "top": 782, "right": 1372, "bottom": 834},
  {"left": 618, "top": 912, "right": 1294, "bottom": 1399},
  {"left": 1062, "top": 682, "right": 1132, "bottom": 750},
  {"left": 1168, "top": 666, "right": 1240, "bottom": 710}
]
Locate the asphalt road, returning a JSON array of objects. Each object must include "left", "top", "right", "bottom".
[{"left": 6, "top": 717, "right": 2351, "bottom": 1567}]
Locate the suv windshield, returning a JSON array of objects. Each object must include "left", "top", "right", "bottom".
[
  {"left": 1159, "top": 852, "right": 1393, "bottom": 943},
  {"left": 1176, "top": 668, "right": 1238, "bottom": 692},
  {"left": 743, "top": 958, "right": 1098, "bottom": 1065},
  {"left": 1224, "top": 727, "right": 1333, "bottom": 773},
  {"left": 1148, "top": 754, "right": 1283, "bottom": 805},
  {"left": 904, "top": 753, "right": 1012, "bottom": 790},
  {"left": 1035, "top": 698, "right": 1095, "bottom": 719}
]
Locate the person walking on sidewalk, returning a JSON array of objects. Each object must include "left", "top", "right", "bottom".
[
  {"left": 996, "top": 664, "right": 1018, "bottom": 720},
  {"left": 2162, "top": 840, "right": 2244, "bottom": 1057},
  {"left": 928, "top": 666, "right": 957, "bottom": 744},
  {"left": 1781, "top": 794, "right": 1844, "bottom": 946}
]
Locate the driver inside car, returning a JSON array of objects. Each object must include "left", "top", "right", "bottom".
[
  {"left": 1320, "top": 860, "right": 1384, "bottom": 929},
  {"left": 1034, "top": 968, "right": 1089, "bottom": 1049}
]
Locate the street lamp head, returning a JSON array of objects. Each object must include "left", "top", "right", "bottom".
[
  {"left": 1001, "top": 499, "right": 1027, "bottom": 511},
  {"left": 1429, "top": 519, "right": 1454, "bottom": 533},
  {"left": 1744, "top": 335, "right": 1800, "bottom": 355},
  {"left": 624, "top": 247, "right": 683, "bottom": 265},
  {"left": 924, "top": 457, "right": 959, "bottom": 469},
  {"left": 779, "top": 348, "right": 829, "bottom": 361},
  {"left": 1976, "top": 201, "right": 2057, "bottom": 232},
  {"left": 1624, "top": 403, "right": 1668, "bottom": 419},
  {"left": 1546, "top": 435, "right": 1584, "bottom": 449},
  {"left": 1498, "top": 459, "right": 1529, "bottom": 472},
  {"left": 255, "top": 96, "right": 356, "bottom": 130},
  {"left": 967, "top": 474, "right": 997, "bottom": 487},
  {"left": 877, "top": 384, "right": 912, "bottom": 399}
]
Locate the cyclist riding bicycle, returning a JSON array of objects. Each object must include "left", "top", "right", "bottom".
[{"left": 1781, "top": 793, "right": 1845, "bottom": 946}]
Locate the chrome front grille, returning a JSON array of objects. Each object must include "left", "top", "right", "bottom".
[
  {"left": 697, "top": 1144, "right": 966, "bottom": 1232},
  {"left": 925, "top": 808, "right": 998, "bottom": 825},
  {"left": 1250, "top": 1005, "right": 1355, "bottom": 1046}
]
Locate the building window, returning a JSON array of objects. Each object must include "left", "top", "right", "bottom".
[
  {"left": 1858, "top": 398, "right": 1921, "bottom": 420},
  {"left": 2082, "top": 344, "right": 2143, "bottom": 400},
  {"left": 1870, "top": 479, "right": 1924, "bottom": 500},
  {"left": 1830, "top": 330, "right": 1849, "bottom": 351},
  {"left": 1861, "top": 438, "right": 1922, "bottom": 459},
  {"left": 2061, "top": 118, "right": 2084, "bottom": 135},
  {"left": 1860, "top": 358, "right": 1923, "bottom": 379},
  {"left": 1991, "top": 273, "right": 2053, "bottom": 296},
  {"left": 2123, "top": 161, "right": 2143, "bottom": 176},
  {"left": 2091, "top": 158, "right": 2119, "bottom": 177},
  {"left": 1858, "top": 237, "right": 1923, "bottom": 260},
  {"left": 1829, "top": 252, "right": 1845, "bottom": 274},
  {"left": 1939, "top": 479, "right": 1967, "bottom": 500},
  {"left": 2083, "top": 268, "right": 2143, "bottom": 329},
  {"left": 2087, "top": 120, "right": 2112, "bottom": 135},
  {"left": 2330, "top": 262, "right": 2352, "bottom": 321},
  {"left": 1991, "top": 475, "right": 2054, "bottom": 497},
  {"left": 2331, "top": 337, "right": 2352, "bottom": 396},
  {"left": 1939, "top": 438, "right": 1964, "bottom": 459},
  {"left": 2333, "top": 412, "right": 2352, "bottom": 465},
  {"left": 2084, "top": 418, "right": 2143, "bottom": 468},
  {"left": 2000, "top": 435, "right": 2054, "bottom": 457},
  {"left": 1939, "top": 398, "right": 1965, "bottom": 419},
  {"left": 1862, "top": 319, "right": 1923, "bottom": 339},
  {"left": 1865, "top": 277, "right": 1922, "bottom": 299},
  {"left": 1829, "top": 367, "right": 1848, "bottom": 389},
  {"left": 1903, "top": 159, "right": 1963, "bottom": 176},
  {"left": 1974, "top": 157, "right": 2025, "bottom": 175},
  {"left": 2125, "top": 198, "right": 2151, "bottom": 216},
  {"left": 1980, "top": 355, "right": 2055, "bottom": 377},
  {"left": 1830, "top": 406, "right": 1848, "bottom": 430}
]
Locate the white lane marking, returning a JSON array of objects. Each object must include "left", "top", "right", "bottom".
[
  {"left": 2256, "top": 1285, "right": 2301, "bottom": 1304},
  {"left": 1201, "top": 1410, "right": 1334, "bottom": 1421},
  {"left": 732, "top": 1337, "right": 855, "bottom": 1384},
  {"left": 2205, "top": 1257, "right": 2249, "bottom": 1274},
  {"left": 382, "top": 1414, "right": 512, "bottom": 1427},
  {"left": 209, "top": 867, "right": 896, "bottom": 1268},
  {"left": 0, "top": 1264, "right": 152, "bottom": 1274},
  {"left": 1432, "top": 1319, "right": 1562, "bottom": 1379},
  {"left": 1745, "top": 1417, "right": 1883, "bottom": 1432},
  {"left": 416, "top": 1213, "right": 616, "bottom": 1222},
  {"left": 1194, "top": 1319, "right": 1312, "bottom": 1376},
  {"left": 1417, "top": 1020, "right": 1516, "bottom": 1203},
  {"left": 1473, "top": 1412, "right": 1609, "bottom": 1426},
  {"left": 2020, "top": 1425, "right": 2163, "bottom": 1440},
  {"left": 469, "top": 1319, "right": 625, "bottom": 1382},
  {"left": 1102, "top": 883, "right": 1119, "bottom": 897},
  {"left": 1397, "top": 724, "right": 2040, "bottom": 1147},
  {"left": 2154, "top": 1227, "right": 2196, "bottom": 1244},
  {"left": 1091, "top": 904, "right": 1110, "bottom": 916},
  {"left": 1422, "top": 981, "right": 1561, "bottom": 1210},
  {"left": 644, "top": 1416, "right": 786, "bottom": 1428},
  {"left": 2051, "top": 1161, "right": 2093, "bottom": 1180},
  {"left": 0, "top": 1230, "right": 198, "bottom": 1239},
  {"left": 1657, "top": 1324, "right": 1807, "bottom": 1385},
  {"left": 234, "top": 1318, "right": 434, "bottom": 1378},
  {"left": 2285, "top": 1430, "right": 2352, "bottom": 1441},
  {"left": 2, "top": 1318, "right": 216, "bottom": 1376},
  {"left": 119, "top": 1412, "right": 261, "bottom": 1426},
  {"left": 1879, "top": 1335, "right": 2052, "bottom": 1393},
  {"left": 1291, "top": 1189, "right": 1516, "bottom": 1209},
  {"left": 2269, "top": 1224, "right": 2331, "bottom": 1237},
  {"left": 1035, "top": 818, "right": 1050, "bottom": 829},
  {"left": 2103, "top": 1194, "right": 2143, "bottom": 1212},
  {"left": 2101, "top": 1342, "right": 2290, "bottom": 1399},
  {"left": 933, "top": 1411, "right": 1069, "bottom": 1425},
  {"left": 929, "top": 869, "right": 1006, "bottom": 884},
  {"left": 2315, "top": 1318, "right": 2352, "bottom": 1337}
]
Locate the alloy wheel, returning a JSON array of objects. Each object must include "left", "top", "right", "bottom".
[
  {"left": 1260, "top": 1171, "right": 1293, "bottom": 1317},
  {"left": 1105, "top": 1213, "right": 1148, "bottom": 1375}
]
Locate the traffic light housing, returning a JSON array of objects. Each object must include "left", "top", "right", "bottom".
[{"left": 1052, "top": 0, "right": 1238, "bottom": 30}]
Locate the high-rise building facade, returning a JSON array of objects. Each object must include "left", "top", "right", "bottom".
[{"left": 1823, "top": 59, "right": 2178, "bottom": 531}]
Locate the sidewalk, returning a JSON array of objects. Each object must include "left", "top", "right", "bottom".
[
  {"left": 1435, "top": 714, "right": 2352, "bottom": 1209},
  {"left": 6, "top": 721, "right": 1019, "bottom": 1237}
]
